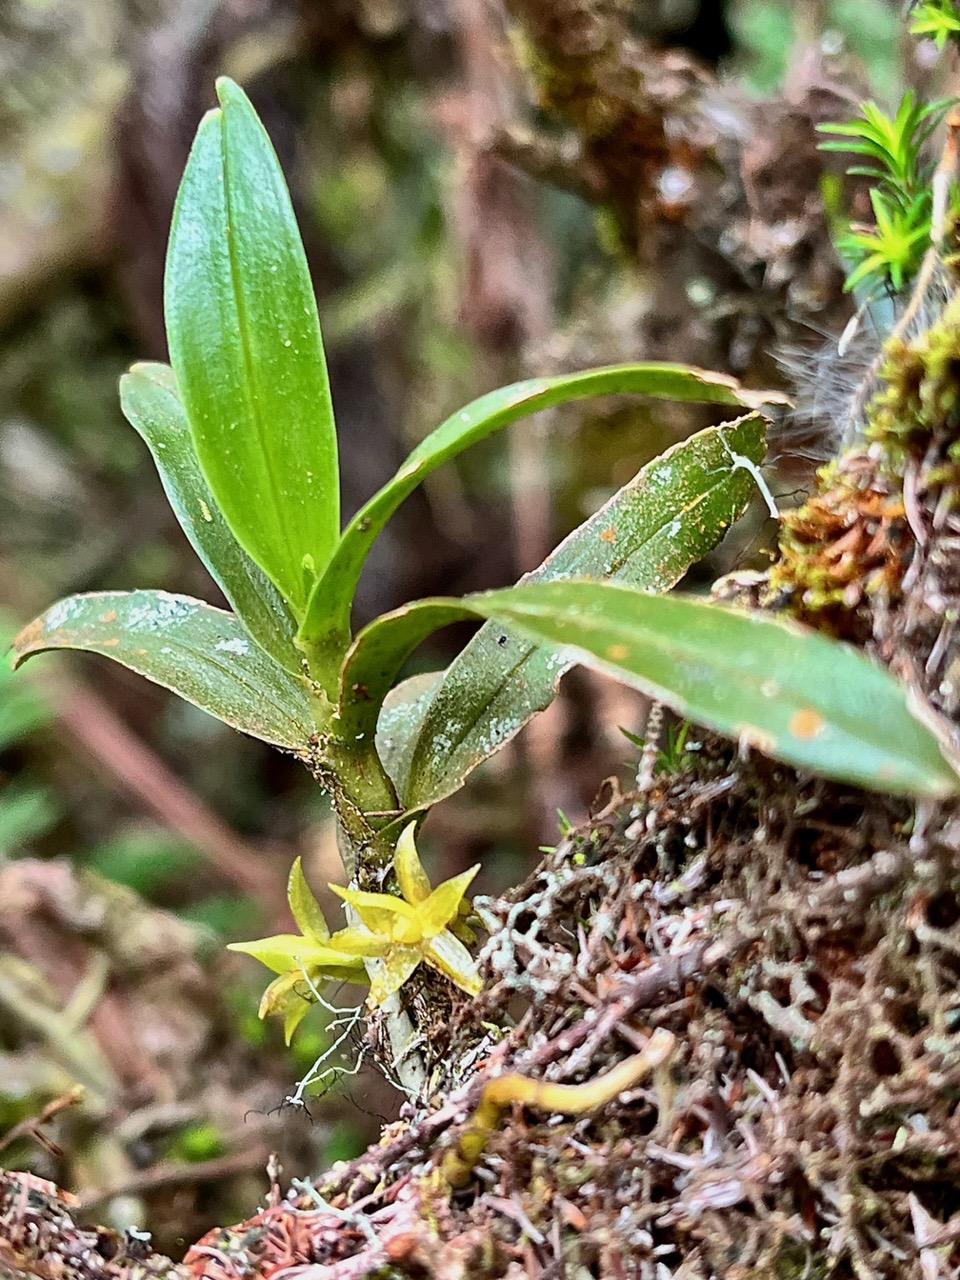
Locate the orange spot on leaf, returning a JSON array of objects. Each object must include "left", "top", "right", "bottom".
[
  {"left": 13, "top": 618, "right": 44, "bottom": 652},
  {"left": 789, "top": 709, "right": 824, "bottom": 740},
  {"left": 101, "top": 638, "right": 120, "bottom": 647},
  {"left": 600, "top": 526, "right": 616, "bottom": 543},
  {"left": 101, "top": 610, "right": 117, "bottom": 623},
  {"left": 607, "top": 643, "right": 629, "bottom": 661}
]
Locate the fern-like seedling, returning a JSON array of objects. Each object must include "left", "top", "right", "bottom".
[
  {"left": 818, "top": 91, "right": 953, "bottom": 299},
  {"left": 909, "top": 0, "right": 960, "bottom": 50}
]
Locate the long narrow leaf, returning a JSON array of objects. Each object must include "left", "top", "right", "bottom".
[
  {"left": 120, "top": 362, "right": 303, "bottom": 675},
  {"left": 11, "top": 591, "right": 317, "bottom": 749},
  {"left": 338, "top": 601, "right": 475, "bottom": 745},
  {"left": 375, "top": 671, "right": 444, "bottom": 799},
  {"left": 164, "top": 79, "right": 339, "bottom": 615},
  {"left": 301, "top": 365, "right": 786, "bottom": 652},
  {"left": 385, "top": 413, "right": 766, "bottom": 807},
  {"left": 350, "top": 571, "right": 958, "bottom": 801},
  {"left": 465, "top": 581, "right": 958, "bottom": 799}
]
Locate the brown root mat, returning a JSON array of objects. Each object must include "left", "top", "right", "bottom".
[{"left": 6, "top": 751, "right": 959, "bottom": 1277}]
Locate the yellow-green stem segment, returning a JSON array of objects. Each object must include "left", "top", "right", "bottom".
[{"left": 441, "top": 1028, "right": 676, "bottom": 1189}]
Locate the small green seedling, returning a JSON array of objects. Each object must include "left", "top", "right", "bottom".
[
  {"left": 818, "top": 91, "right": 955, "bottom": 297},
  {"left": 11, "top": 80, "right": 957, "bottom": 1035},
  {"left": 909, "top": 0, "right": 960, "bottom": 50}
]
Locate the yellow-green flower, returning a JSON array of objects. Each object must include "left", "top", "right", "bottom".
[
  {"left": 329, "top": 822, "right": 481, "bottom": 1007},
  {"left": 227, "top": 857, "right": 370, "bottom": 1043},
  {"left": 227, "top": 824, "right": 482, "bottom": 1041}
]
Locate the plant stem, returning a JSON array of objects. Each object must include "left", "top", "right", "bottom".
[
  {"left": 297, "top": 630, "right": 352, "bottom": 702},
  {"left": 332, "top": 816, "right": 428, "bottom": 1098},
  {"left": 304, "top": 722, "right": 427, "bottom": 1094},
  {"left": 314, "top": 738, "right": 400, "bottom": 876}
]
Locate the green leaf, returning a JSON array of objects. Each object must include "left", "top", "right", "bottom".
[
  {"left": 164, "top": 78, "right": 339, "bottom": 616},
  {"left": 374, "top": 671, "right": 443, "bottom": 802},
  {"left": 287, "top": 857, "right": 330, "bottom": 943},
  {"left": 301, "top": 364, "right": 787, "bottom": 655},
  {"left": 338, "top": 599, "right": 474, "bottom": 746},
  {"left": 396, "top": 413, "right": 768, "bottom": 809},
  {"left": 120, "top": 362, "right": 303, "bottom": 675},
  {"left": 11, "top": 591, "right": 316, "bottom": 749},
  {"left": 466, "top": 580, "right": 958, "bottom": 799},
  {"left": 911, "top": 4, "right": 960, "bottom": 47}
]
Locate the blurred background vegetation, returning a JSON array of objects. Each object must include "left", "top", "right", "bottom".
[{"left": 0, "top": 0, "right": 941, "bottom": 1255}]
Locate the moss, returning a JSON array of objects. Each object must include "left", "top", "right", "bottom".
[
  {"left": 769, "top": 286, "right": 960, "bottom": 636},
  {"left": 164, "top": 1123, "right": 225, "bottom": 1164},
  {"left": 776, "top": 1239, "right": 832, "bottom": 1280},
  {"left": 866, "top": 291, "right": 960, "bottom": 464},
  {"left": 768, "top": 449, "right": 908, "bottom": 636}
]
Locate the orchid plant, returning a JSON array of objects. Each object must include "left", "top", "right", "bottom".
[{"left": 11, "top": 80, "right": 957, "bottom": 1061}]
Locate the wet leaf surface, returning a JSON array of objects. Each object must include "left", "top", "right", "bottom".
[
  {"left": 120, "top": 362, "right": 302, "bottom": 675},
  {"left": 468, "top": 580, "right": 959, "bottom": 797},
  {"left": 165, "top": 79, "right": 339, "bottom": 614},
  {"left": 11, "top": 591, "right": 316, "bottom": 749},
  {"left": 395, "top": 414, "right": 767, "bottom": 808},
  {"left": 304, "top": 364, "right": 785, "bottom": 650}
]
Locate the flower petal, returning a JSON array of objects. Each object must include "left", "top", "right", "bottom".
[
  {"left": 258, "top": 968, "right": 305, "bottom": 1017},
  {"left": 328, "top": 925, "right": 391, "bottom": 958},
  {"left": 367, "top": 946, "right": 422, "bottom": 1008},
  {"left": 425, "top": 930, "right": 482, "bottom": 997},
  {"left": 284, "top": 999, "right": 312, "bottom": 1045},
  {"left": 419, "top": 866, "right": 480, "bottom": 938},
  {"left": 228, "top": 933, "right": 363, "bottom": 975},
  {"left": 257, "top": 967, "right": 313, "bottom": 1039},
  {"left": 330, "top": 883, "right": 418, "bottom": 937},
  {"left": 394, "top": 821, "right": 431, "bottom": 905},
  {"left": 288, "top": 856, "right": 330, "bottom": 942}
]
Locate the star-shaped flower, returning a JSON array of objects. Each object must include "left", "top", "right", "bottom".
[
  {"left": 227, "top": 857, "right": 370, "bottom": 1043},
  {"left": 330, "top": 822, "right": 482, "bottom": 1008},
  {"left": 228, "top": 824, "right": 481, "bottom": 1041}
]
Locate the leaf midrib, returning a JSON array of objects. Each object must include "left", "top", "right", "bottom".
[
  {"left": 130, "top": 374, "right": 302, "bottom": 668},
  {"left": 220, "top": 118, "right": 300, "bottom": 608},
  {"left": 524, "top": 607, "right": 879, "bottom": 746}
]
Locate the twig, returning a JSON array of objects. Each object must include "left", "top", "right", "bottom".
[
  {"left": 318, "top": 927, "right": 748, "bottom": 1202},
  {"left": 56, "top": 680, "right": 285, "bottom": 912},
  {"left": 0, "top": 1086, "right": 84, "bottom": 1156},
  {"left": 290, "top": 1178, "right": 380, "bottom": 1249},
  {"left": 76, "top": 1147, "right": 270, "bottom": 1213}
]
